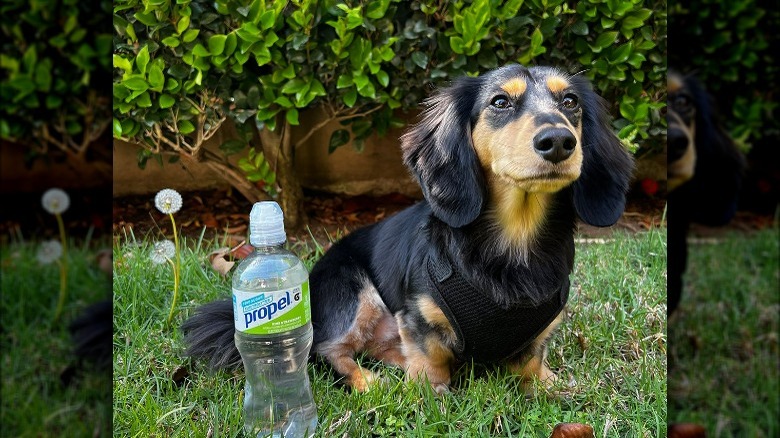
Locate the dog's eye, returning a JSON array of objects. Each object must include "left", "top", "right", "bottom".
[
  {"left": 672, "top": 94, "right": 691, "bottom": 110},
  {"left": 561, "top": 94, "right": 579, "bottom": 109},
  {"left": 490, "top": 96, "right": 511, "bottom": 109}
]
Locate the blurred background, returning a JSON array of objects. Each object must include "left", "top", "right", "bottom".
[{"left": 667, "top": 0, "right": 779, "bottom": 436}]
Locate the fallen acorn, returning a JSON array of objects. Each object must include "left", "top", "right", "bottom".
[
  {"left": 668, "top": 423, "right": 707, "bottom": 438},
  {"left": 549, "top": 423, "right": 595, "bottom": 438}
]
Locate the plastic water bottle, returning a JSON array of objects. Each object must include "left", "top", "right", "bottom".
[{"left": 232, "top": 201, "right": 318, "bottom": 438}]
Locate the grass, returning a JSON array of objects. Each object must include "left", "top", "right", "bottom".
[
  {"left": 1, "top": 239, "right": 112, "bottom": 437},
  {"left": 668, "top": 228, "right": 779, "bottom": 437},
  {"left": 112, "top": 228, "right": 666, "bottom": 437}
]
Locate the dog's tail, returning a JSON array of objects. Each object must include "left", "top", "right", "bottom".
[{"left": 182, "top": 299, "right": 242, "bottom": 370}]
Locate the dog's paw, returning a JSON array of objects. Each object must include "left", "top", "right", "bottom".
[
  {"left": 430, "top": 382, "right": 450, "bottom": 395},
  {"left": 350, "top": 367, "right": 382, "bottom": 392}
]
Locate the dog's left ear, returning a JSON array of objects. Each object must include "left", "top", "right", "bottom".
[
  {"left": 401, "top": 78, "right": 486, "bottom": 227},
  {"left": 570, "top": 77, "right": 634, "bottom": 227}
]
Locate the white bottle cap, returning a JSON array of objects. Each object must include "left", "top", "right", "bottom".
[{"left": 249, "top": 201, "right": 286, "bottom": 246}]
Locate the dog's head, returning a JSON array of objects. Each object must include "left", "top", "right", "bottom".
[
  {"left": 401, "top": 64, "right": 633, "bottom": 228},
  {"left": 667, "top": 70, "right": 698, "bottom": 191},
  {"left": 665, "top": 70, "right": 745, "bottom": 224}
]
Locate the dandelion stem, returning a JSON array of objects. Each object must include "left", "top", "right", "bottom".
[
  {"left": 166, "top": 213, "right": 181, "bottom": 324},
  {"left": 53, "top": 212, "right": 68, "bottom": 322}
]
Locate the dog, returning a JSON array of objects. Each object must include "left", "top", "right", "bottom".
[
  {"left": 666, "top": 70, "right": 745, "bottom": 314},
  {"left": 183, "top": 64, "right": 634, "bottom": 394}
]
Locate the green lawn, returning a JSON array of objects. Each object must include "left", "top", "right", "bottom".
[
  {"left": 113, "top": 227, "right": 666, "bottom": 437},
  {"left": 1, "top": 240, "right": 112, "bottom": 437},
  {"left": 668, "top": 229, "right": 779, "bottom": 437}
]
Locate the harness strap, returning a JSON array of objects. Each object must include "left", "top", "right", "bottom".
[{"left": 426, "top": 249, "right": 569, "bottom": 362}]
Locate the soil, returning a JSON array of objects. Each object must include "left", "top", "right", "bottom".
[
  {"left": 2, "top": 187, "right": 772, "bottom": 251},
  {"left": 110, "top": 188, "right": 674, "bottom": 248}
]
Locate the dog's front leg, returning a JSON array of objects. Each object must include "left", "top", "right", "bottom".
[
  {"left": 507, "top": 312, "right": 563, "bottom": 395},
  {"left": 396, "top": 296, "right": 458, "bottom": 394}
]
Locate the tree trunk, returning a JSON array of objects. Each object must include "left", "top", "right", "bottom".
[{"left": 258, "top": 120, "right": 307, "bottom": 231}]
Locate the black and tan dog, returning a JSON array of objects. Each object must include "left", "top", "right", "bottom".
[
  {"left": 183, "top": 64, "right": 633, "bottom": 394},
  {"left": 667, "top": 70, "right": 745, "bottom": 314}
]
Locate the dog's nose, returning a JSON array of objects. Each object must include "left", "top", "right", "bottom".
[
  {"left": 667, "top": 128, "right": 690, "bottom": 162},
  {"left": 533, "top": 128, "right": 576, "bottom": 163}
]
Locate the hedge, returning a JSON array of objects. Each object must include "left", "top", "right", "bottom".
[
  {"left": 112, "top": 0, "right": 666, "bottom": 217},
  {"left": 669, "top": 0, "right": 778, "bottom": 150},
  {"left": 1, "top": 0, "right": 112, "bottom": 159}
]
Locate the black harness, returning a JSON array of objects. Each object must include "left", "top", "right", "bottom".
[{"left": 425, "top": 248, "right": 569, "bottom": 362}]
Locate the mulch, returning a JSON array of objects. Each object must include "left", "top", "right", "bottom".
[
  {"left": 110, "top": 188, "right": 674, "bottom": 246},
  {"left": 2, "top": 187, "right": 771, "bottom": 248}
]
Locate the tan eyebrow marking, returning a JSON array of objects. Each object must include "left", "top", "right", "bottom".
[
  {"left": 501, "top": 78, "right": 527, "bottom": 96},
  {"left": 546, "top": 76, "right": 570, "bottom": 94}
]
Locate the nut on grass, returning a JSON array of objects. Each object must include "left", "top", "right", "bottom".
[{"left": 550, "top": 423, "right": 594, "bottom": 438}]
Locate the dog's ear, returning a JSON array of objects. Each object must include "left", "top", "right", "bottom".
[
  {"left": 570, "top": 76, "right": 634, "bottom": 227},
  {"left": 686, "top": 75, "right": 746, "bottom": 225},
  {"left": 401, "top": 78, "right": 486, "bottom": 227}
]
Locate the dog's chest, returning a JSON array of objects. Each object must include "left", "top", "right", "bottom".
[{"left": 425, "top": 248, "right": 569, "bottom": 362}]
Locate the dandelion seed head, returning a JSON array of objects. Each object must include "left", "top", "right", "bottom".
[
  {"left": 155, "top": 189, "right": 183, "bottom": 214},
  {"left": 41, "top": 188, "right": 70, "bottom": 214},
  {"left": 37, "top": 240, "right": 63, "bottom": 264},
  {"left": 150, "top": 240, "right": 176, "bottom": 264}
]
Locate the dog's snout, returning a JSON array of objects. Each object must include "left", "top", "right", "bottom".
[
  {"left": 667, "top": 128, "right": 689, "bottom": 162},
  {"left": 533, "top": 128, "right": 576, "bottom": 163}
]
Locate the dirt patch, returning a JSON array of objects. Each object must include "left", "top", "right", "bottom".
[{"left": 111, "top": 188, "right": 674, "bottom": 248}]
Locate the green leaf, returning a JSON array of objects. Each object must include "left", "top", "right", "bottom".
[
  {"left": 123, "top": 77, "right": 149, "bottom": 91},
  {"left": 135, "top": 91, "right": 152, "bottom": 107},
  {"left": 224, "top": 32, "right": 238, "bottom": 56},
  {"left": 134, "top": 12, "right": 158, "bottom": 27},
  {"left": 176, "top": 15, "right": 190, "bottom": 34},
  {"left": 192, "top": 44, "right": 211, "bottom": 57},
  {"left": 281, "top": 79, "right": 306, "bottom": 94},
  {"left": 286, "top": 108, "right": 299, "bottom": 125},
  {"left": 161, "top": 36, "right": 180, "bottom": 48},
  {"left": 113, "top": 118, "right": 122, "bottom": 137},
  {"left": 329, "top": 129, "right": 350, "bottom": 153},
  {"left": 182, "top": 29, "right": 200, "bottom": 43},
  {"left": 309, "top": 80, "right": 326, "bottom": 97},
  {"left": 159, "top": 94, "right": 176, "bottom": 108},
  {"left": 179, "top": 119, "right": 195, "bottom": 134},
  {"left": 343, "top": 87, "right": 357, "bottom": 107},
  {"left": 45, "top": 95, "right": 62, "bottom": 109},
  {"left": 259, "top": 10, "right": 276, "bottom": 30},
  {"left": 411, "top": 51, "right": 428, "bottom": 69},
  {"left": 167, "top": 64, "right": 191, "bottom": 79},
  {"left": 376, "top": 70, "right": 389, "bottom": 87},
  {"left": 148, "top": 65, "right": 165, "bottom": 91},
  {"left": 609, "top": 43, "right": 632, "bottom": 64},
  {"left": 113, "top": 55, "right": 132, "bottom": 72},
  {"left": 366, "top": 0, "right": 390, "bottom": 19},
  {"left": 571, "top": 20, "right": 589, "bottom": 36},
  {"left": 208, "top": 35, "right": 227, "bottom": 55},
  {"left": 274, "top": 96, "right": 293, "bottom": 107},
  {"left": 136, "top": 46, "right": 150, "bottom": 74},
  {"left": 34, "top": 62, "right": 52, "bottom": 92},
  {"left": 450, "top": 36, "right": 465, "bottom": 54},
  {"left": 337, "top": 74, "right": 353, "bottom": 89},
  {"left": 593, "top": 31, "right": 619, "bottom": 50}
]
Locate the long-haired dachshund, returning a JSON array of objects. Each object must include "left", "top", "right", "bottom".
[
  {"left": 183, "top": 64, "right": 633, "bottom": 394},
  {"left": 667, "top": 70, "right": 745, "bottom": 314}
]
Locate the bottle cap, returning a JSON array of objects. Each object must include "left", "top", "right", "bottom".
[{"left": 249, "top": 201, "right": 286, "bottom": 246}]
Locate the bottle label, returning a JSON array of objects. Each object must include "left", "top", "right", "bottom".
[{"left": 232, "top": 281, "right": 311, "bottom": 334}]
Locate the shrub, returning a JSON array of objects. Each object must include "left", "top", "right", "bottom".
[
  {"left": 669, "top": 0, "right": 778, "bottom": 150},
  {"left": 113, "top": 0, "right": 666, "bottom": 227},
  {"left": 1, "top": 0, "right": 112, "bottom": 160}
]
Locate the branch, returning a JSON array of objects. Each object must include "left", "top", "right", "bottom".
[{"left": 294, "top": 104, "right": 384, "bottom": 149}]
